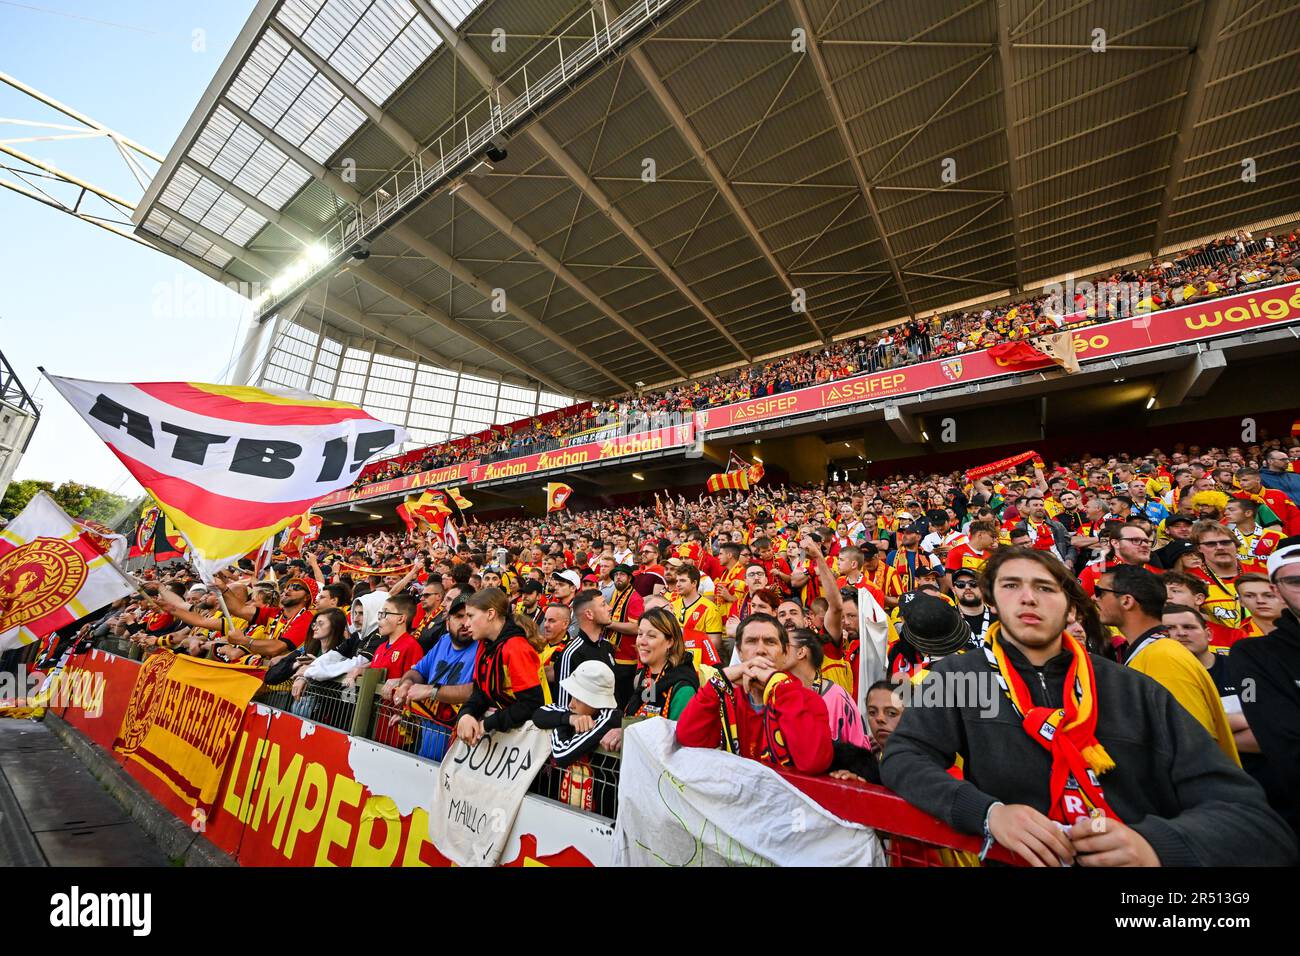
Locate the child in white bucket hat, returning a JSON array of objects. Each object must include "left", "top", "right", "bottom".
[{"left": 533, "top": 659, "right": 621, "bottom": 766}]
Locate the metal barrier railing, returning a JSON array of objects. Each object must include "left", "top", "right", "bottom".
[
  {"left": 94, "top": 634, "right": 139, "bottom": 660},
  {"left": 370, "top": 696, "right": 457, "bottom": 761},
  {"left": 528, "top": 750, "right": 622, "bottom": 820},
  {"left": 287, "top": 680, "right": 357, "bottom": 732}
]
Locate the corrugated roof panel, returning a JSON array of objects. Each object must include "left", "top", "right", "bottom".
[
  {"left": 431, "top": 0, "right": 480, "bottom": 28},
  {"left": 142, "top": 209, "right": 234, "bottom": 269},
  {"left": 192, "top": 106, "right": 314, "bottom": 210},
  {"left": 279, "top": 0, "right": 443, "bottom": 105}
]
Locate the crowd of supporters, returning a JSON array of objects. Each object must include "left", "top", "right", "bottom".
[
  {"left": 352, "top": 227, "right": 1300, "bottom": 487},
  {"left": 42, "top": 431, "right": 1300, "bottom": 865}
]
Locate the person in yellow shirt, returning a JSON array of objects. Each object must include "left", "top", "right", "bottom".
[
  {"left": 669, "top": 564, "right": 723, "bottom": 668},
  {"left": 1162, "top": 604, "right": 1258, "bottom": 759},
  {"left": 1095, "top": 566, "right": 1239, "bottom": 764}
]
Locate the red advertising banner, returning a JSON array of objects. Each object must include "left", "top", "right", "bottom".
[
  {"left": 698, "top": 282, "right": 1300, "bottom": 432},
  {"left": 316, "top": 460, "right": 478, "bottom": 508},
  {"left": 54, "top": 649, "right": 610, "bottom": 866},
  {"left": 319, "top": 423, "right": 697, "bottom": 507},
  {"left": 469, "top": 422, "right": 696, "bottom": 483}
]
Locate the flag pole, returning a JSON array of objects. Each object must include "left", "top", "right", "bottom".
[{"left": 172, "top": 528, "right": 242, "bottom": 625}]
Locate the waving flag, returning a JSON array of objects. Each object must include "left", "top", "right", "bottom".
[
  {"left": 396, "top": 500, "right": 417, "bottom": 534},
  {"left": 1, "top": 492, "right": 136, "bottom": 652},
  {"left": 129, "top": 498, "right": 185, "bottom": 560},
  {"left": 409, "top": 491, "right": 452, "bottom": 529},
  {"left": 989, "top": 332, "right": 1079, "bottom": 373},
  {"left": 45, "top": 375, "right": 406, "bottom": 578},
  {"left": 74, "top": 519, "right": 128, "bottom": 564},
  {"left": 281, "top": 511, "right": 322, "bottom": 556},
  {"left": 706, "top": 470, "right": 749, "bottom": 494},
  {"left": 545, "top": 482, "right": 573, "bottom": 513}
]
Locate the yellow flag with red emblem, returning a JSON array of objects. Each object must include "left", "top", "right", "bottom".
[{"left": 546, "top": 482, "right": 574, "bottom": 513}]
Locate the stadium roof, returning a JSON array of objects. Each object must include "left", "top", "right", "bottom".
[{"left": 135, "top": 0, "right": 1300, "bottom": 399}]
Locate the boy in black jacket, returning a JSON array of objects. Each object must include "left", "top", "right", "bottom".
[
  {"left": 882, "top": 547, "right": 1296, "bottom": 866},
  {"left": 533, "top": 660, "right": 622, "bottom": 766}
]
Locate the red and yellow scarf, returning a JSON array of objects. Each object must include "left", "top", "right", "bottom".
[{"left": 984, "top": 623, "right": 1119, "bottom": 825}]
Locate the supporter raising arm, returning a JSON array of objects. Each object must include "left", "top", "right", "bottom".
[{"left": 801, "top": 535, "right": 843, "bottom": 641}]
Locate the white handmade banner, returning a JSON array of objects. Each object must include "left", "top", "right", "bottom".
[
  {"left": 428, "top": 723, "right": 552, "bottom": 866},
  {"left": 612, "top": 718, "right": 884, "bottom": 867},
  {"left": 855, "top": 586, "right": 890, "bottom": 718}
]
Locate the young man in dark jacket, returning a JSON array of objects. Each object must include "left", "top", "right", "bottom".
[
  {"left": 1228, "top": 545, "right": 1300, "bottom": 840},
  {"left": 881, "top": 547, "right": 1296, "bottom": 867}
]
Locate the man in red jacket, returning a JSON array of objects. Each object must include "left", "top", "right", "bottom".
[{"left": 675, "top": 613, "right": 833, "bottom": 774}]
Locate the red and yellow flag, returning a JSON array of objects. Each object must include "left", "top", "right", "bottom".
[
  {"left": 46, "top": 376, "right": 406, "bottom": 578},
  {"left": 281, "top": 511, "right": 322, "bottom": 555},
  {"left": 114, "top": 653, "right": 264, "bottom": 813},
  {"left": 0, "top": 491, "right": 136, "bottom": 652},
  {"left": 545, "top": 482, "right": 574, "bottom": 513}
]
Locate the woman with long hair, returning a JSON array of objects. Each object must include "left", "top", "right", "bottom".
[
  {"left": 624, "top": 606, "right": 699, "bottom": 722},
  {"left": 288, "top": 608, "right": 350, "bottom": 721},
  {"left": 455, "top": 589, "right": 546, "bottom": 744}
]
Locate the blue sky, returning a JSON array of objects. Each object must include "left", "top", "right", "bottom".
[{"left": 1, "top": 1, "right": 256, "bottom": 499}]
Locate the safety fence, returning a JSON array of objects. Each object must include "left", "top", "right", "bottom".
[
  {"left": 50, "top": 643, "right": 1023, "bottom": 866},
  {"left": 241, "top": 668, "right": 1019, "bottom": 865},
  {"left": 251, "top": 673, "right": 624, "bottom": 820}
]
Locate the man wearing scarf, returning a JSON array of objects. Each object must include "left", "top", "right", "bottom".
[{"left": 881, "top": 547, "right": 1295, "bottom": 866}]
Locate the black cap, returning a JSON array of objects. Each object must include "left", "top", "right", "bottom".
[
  {"left": 1165, "top": 513, "right": 1194, "bottom": 526},
  {"left": 448, "top": 594, "right": 471, "bottom": 615},
  {"left": 950, "top": 566, "right": 979, "bottom": 583},
  {"left": 925, "top": 509, "right": 949, "bottom": 526},
  {"left": 612, "top": 563, "right": 636, "bottom": 576},
  {"left": 900, "top": 522, "right": 925, "bottom": 535},
  {"left": 897, "top": 591, "right": 972, "bottom": 656},
  {"left": 1157, "top": 540, "right": 1197, "bottom": 569},
  {"left": 519, "top": 579, "right": 544, "bottom": 595}
]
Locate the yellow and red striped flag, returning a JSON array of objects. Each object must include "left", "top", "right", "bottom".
[
  {"left": 409, "top": 491, "right": 452, "bottom": 529},
  {"left": 45, "top": 375, "right": 406, "bottom": 578},
  {"left": 545, "top": 482, "right": 574, "bottom": 513},
  {"left": 706, "top": 470, "right": 750, "bottom": 493},
  {"left": 1, "top": 491, "right": 136, "bottom": 652}
]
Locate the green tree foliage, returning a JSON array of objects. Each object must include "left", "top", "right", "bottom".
[{"left": 1, "top": 479, "right": 130, "bottom": 524}]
